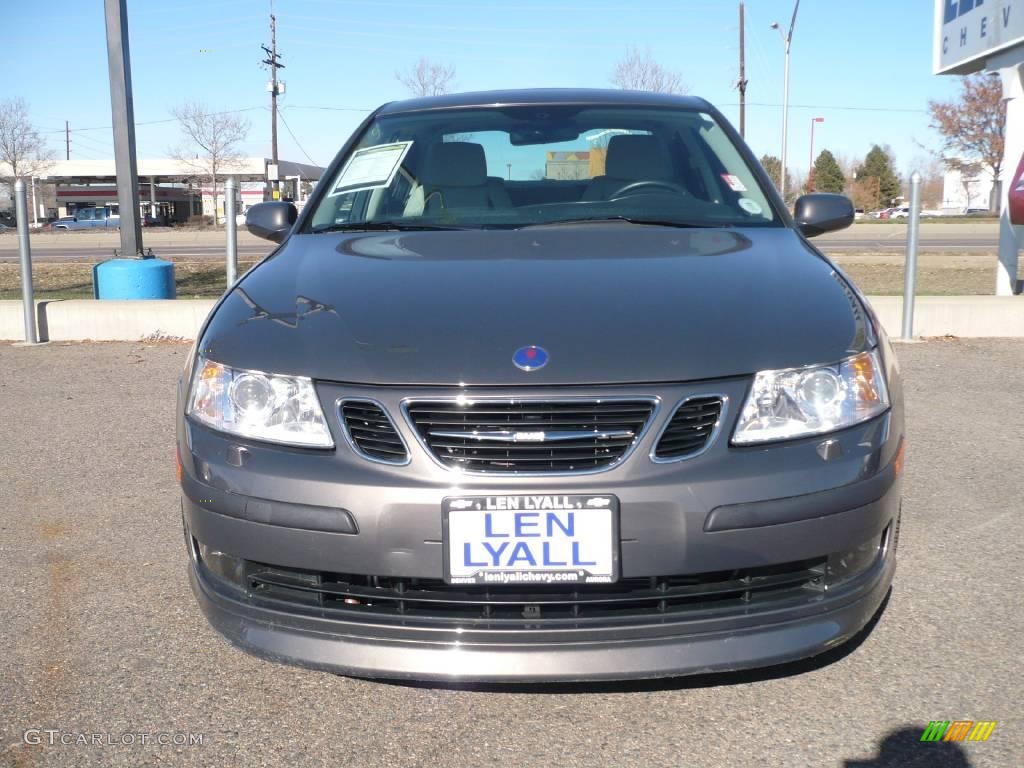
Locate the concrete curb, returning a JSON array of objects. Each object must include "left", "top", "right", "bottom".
[
  {"left": 1, "top": 299, "right": 216, "bottom": 342},
  {"left": 864, "top": 296, "right": 1024, "bottom": 337},
  {"left": 0, "top": 296, "right": 1021, "bottom": 342}
]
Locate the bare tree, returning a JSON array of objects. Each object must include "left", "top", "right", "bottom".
[
  {"left": 928, "top": 74, "right": 1006, "bottom": 211},
  {"left": 0, "top": 97, "right": 55, "bottom": 221},
  {"left": 909, "top": 154, "right": 946, "bottom": 209},
  {"left": 169, "top": 102, "right": 250, "bottom": 226},
  {"left": 396, "top": 58, "right": 456, "bottom": 97},
  {"left": 850, "top": 175, "right": 881, "bottom": 214},
  {"left": 611, "top": 47, "right": 687, "bottom": 94}
]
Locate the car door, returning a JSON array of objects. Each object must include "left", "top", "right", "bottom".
[{"left": 69, "top": 209, "right": 91, "bottom": 230}]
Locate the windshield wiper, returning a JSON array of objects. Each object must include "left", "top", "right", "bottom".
[
  {"left": 517, "top": 216, "right": 727, "bottom": 230},
  {"left": 310, "top": 221, "right": 466, "bottom": 234}
]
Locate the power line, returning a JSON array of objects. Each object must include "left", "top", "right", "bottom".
[
  {"left": 297, "top": 0, "right": 711, "bottom": 13},
  {"left": 70, "top": 131, "right": 114, "bottom": 150},
  {"left": 736, "top": 101, "right": 929, "bottom": 114},
  {"left": 277, "top": 110, "right": 318, "bottom": 166},
  {"left": 69, "top": 147, "right": 101, "bottom": 161},
  {"left": 43, "top": 106, "right": 266, "bottom": 134},
  {"left": 283, "top": 22, "right": 617, "bottom": 52},
  {"left": 286, "top": 105, "right": 374, "bottom": 113},
  {"left": 133, "top": 0, "right": 253, "bottom": 15},
  {"left": 279, "top": 10, "right": 687, "bottom": 37}
]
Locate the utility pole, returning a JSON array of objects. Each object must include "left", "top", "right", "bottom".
[
  {"left": 103, "top": 0, "right": 143, "bottom": 257},
  {"left": 771, "top": 0, "right": 800, "bottom": 203},
  {"left": 261, "top": 10, "right": 284, "bottom": 201},
  {"left": 808, "top": 117, "right": 824, "bottom": 191},
  {"left": 738, "top": 2, "right": 748, "bottom": 138},
  {"left": 65, "top": 121, "right": 70, "bottom": 160}
]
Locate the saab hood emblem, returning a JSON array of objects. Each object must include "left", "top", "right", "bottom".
[{"left": 513, "top": 345, "right": 549, "bottom": 371}]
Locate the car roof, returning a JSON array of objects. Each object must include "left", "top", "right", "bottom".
[{"left": 377, "top": 88, "right": 712, "bottom": 116}]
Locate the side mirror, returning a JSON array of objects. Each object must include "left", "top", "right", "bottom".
[
  {"left": 246, "top": 201, "right": 298, "bottom": 243},
  {"left": 793, "top": 193, "right": 855, "bottom": 237}
]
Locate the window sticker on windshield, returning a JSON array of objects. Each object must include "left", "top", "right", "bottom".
[
  {"left": 721, "top": 174, "right": 748, "bottom": 192},
  {"left": 738, "top": 198, "right": 763, "bottom": 215},
  {"left": 329, "top": 141, "right": 413, "bottom": 196}
]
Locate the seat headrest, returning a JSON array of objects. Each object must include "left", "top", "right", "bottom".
[
  {"left": 605, "top": 135, "right": 672, "bottom": 180},
  {"left": 420, "top": 142, "right": 488, "bottom": 188}
]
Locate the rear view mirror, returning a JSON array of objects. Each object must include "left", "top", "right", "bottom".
[
  {"left": 793, "top": 193, "right": 854, "bottom": 238},
  {"left": 510, "top": 125, "right": 581, "bottom": 146},
  {"left": 246, "top": 201, "right": 298, "bottom": 243}
]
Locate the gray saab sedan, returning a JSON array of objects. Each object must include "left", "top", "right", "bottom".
[{"left": 177, "top": 89, "right": 904, "bottom": 682}]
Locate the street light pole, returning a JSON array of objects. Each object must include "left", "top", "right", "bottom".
[
  {"left": 808, "top": 117, "right": 824, "bottom": 191},
  {"left": 771, "top": 0, "right": 800, "bottom": 203}
]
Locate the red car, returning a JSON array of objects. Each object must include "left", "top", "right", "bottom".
[{"left": 1011, "top": 152, "right": 1024, "bottom": 226}]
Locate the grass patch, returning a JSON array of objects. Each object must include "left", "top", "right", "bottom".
[
  {"left": 838, "top": 263, "right": 1002, "bottom": 295},
  {"left": 0, "top": 261, "right": 260, "bottom": 300},
  {"left": 0, "top": 255, "right": 1016, "bottom": 299},
  {"left": 851, "top": 216, "right": 998, "bottom": 225}
]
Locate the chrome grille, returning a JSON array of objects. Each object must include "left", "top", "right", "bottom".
[
  {"left": 404, "top": 398, "right": 657, "bottom": 473},
  {"left": 339, "top": 400, "right": 409, "bottom": 464},
  {"left": 653, "top": 396, "right": 724, "bottom": 460}
]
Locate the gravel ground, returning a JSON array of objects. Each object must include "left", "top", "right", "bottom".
[{"left": 1, "top": 339, "right": 1021, "bottom": 768}]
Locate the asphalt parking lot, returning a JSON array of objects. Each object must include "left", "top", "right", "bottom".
[{"left": 1, "top": 339, "right": 1021, "bottom": 768}]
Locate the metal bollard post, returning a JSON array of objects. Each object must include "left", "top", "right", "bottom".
[
  {"left": 225, "top": 176, "right": 238, "bottom": 288},
  {"left": 14, "top": 179, "right": 39, "bottom": 344},
  {"left": 900, "top": 172, "right": 922, "bottom": 341}
]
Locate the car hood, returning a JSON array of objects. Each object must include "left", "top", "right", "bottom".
[{"left": 201, "top": 225, "right": 872, "bottom": 386}]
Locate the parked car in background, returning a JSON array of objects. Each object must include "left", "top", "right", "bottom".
[
  {"left": 180, "top": 88, "right": 904, "bottom": 682},
  {"left": 51, "top": 207, "right": 120, "bottom": 230},
  {"left": 1010, "top": 152, "right": 1024, "bottom": 226},
  {"left": 0, "top": 222, "right": 11, "bottom": 233},
  {"left": 889, "top": 207, "right": 910, "bottom": 219}
]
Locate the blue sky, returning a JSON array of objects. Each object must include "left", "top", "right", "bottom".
[{"left": 9, "top": 0, "right": 959, "bottom": 179}]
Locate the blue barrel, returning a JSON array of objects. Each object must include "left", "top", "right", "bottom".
[{"left": 93, "top": 258, "right": 176, "bottom": 299}]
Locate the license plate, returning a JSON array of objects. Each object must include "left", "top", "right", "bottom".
[{"left": 442, "top": 494, "right": 619, "bottom": 585}]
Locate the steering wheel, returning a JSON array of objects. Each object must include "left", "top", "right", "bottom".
[{"left": 609, "top": 180, "right": 688, "bottom": 199}]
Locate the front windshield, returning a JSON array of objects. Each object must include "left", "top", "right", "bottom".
[{"left": 306, "top": 105, "right": 779, "bottom": 232}]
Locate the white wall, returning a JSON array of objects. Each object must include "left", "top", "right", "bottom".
[{"left": 942, "top": 163, "right": 996, "bottom": 211}]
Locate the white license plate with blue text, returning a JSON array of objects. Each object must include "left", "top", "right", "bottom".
[{"left": 443, "top": 494, "right": 619, "bottom": 585}]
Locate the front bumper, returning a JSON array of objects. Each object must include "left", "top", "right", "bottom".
[
  {"left": 186, "top": 501, "right": 896, "bottom": 682},
  {"left": 178, "top": 370, "right": 902, "bottom": 681}
]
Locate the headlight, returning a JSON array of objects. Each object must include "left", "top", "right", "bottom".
[
  {"left": 732, "top": 350, "right": 889, "bottom": 445},
  {"left": 187, "top": 358, "right": 333, "bottom": 448}
]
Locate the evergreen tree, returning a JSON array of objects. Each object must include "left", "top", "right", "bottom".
[
  {"left": 855, "top": 146, "right": 901, "bottom": 208},
  {"left": 811, "top": 149, "right": 845, "bottom": 194},
  {"left": 759, "top": 154, "right": 790, "bottom": 196}
]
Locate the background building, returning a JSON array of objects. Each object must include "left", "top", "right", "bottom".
[
  {"left": 942, "top": 163, "right": 997, "bottom": 212},
  {"left": 35, "top": 156, "right": 323, "bottom": 223},
  {"left": 544, "top": 149, "right": 607, "bottom": 180}
]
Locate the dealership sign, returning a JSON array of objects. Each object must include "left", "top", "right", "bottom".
[{"left": 935, "top": 1, "right": 1024, "bottom": 73}]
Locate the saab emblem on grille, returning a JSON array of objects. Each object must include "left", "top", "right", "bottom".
[{"left": 513, "top": 345, "right": 549, "bottom": 371}]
